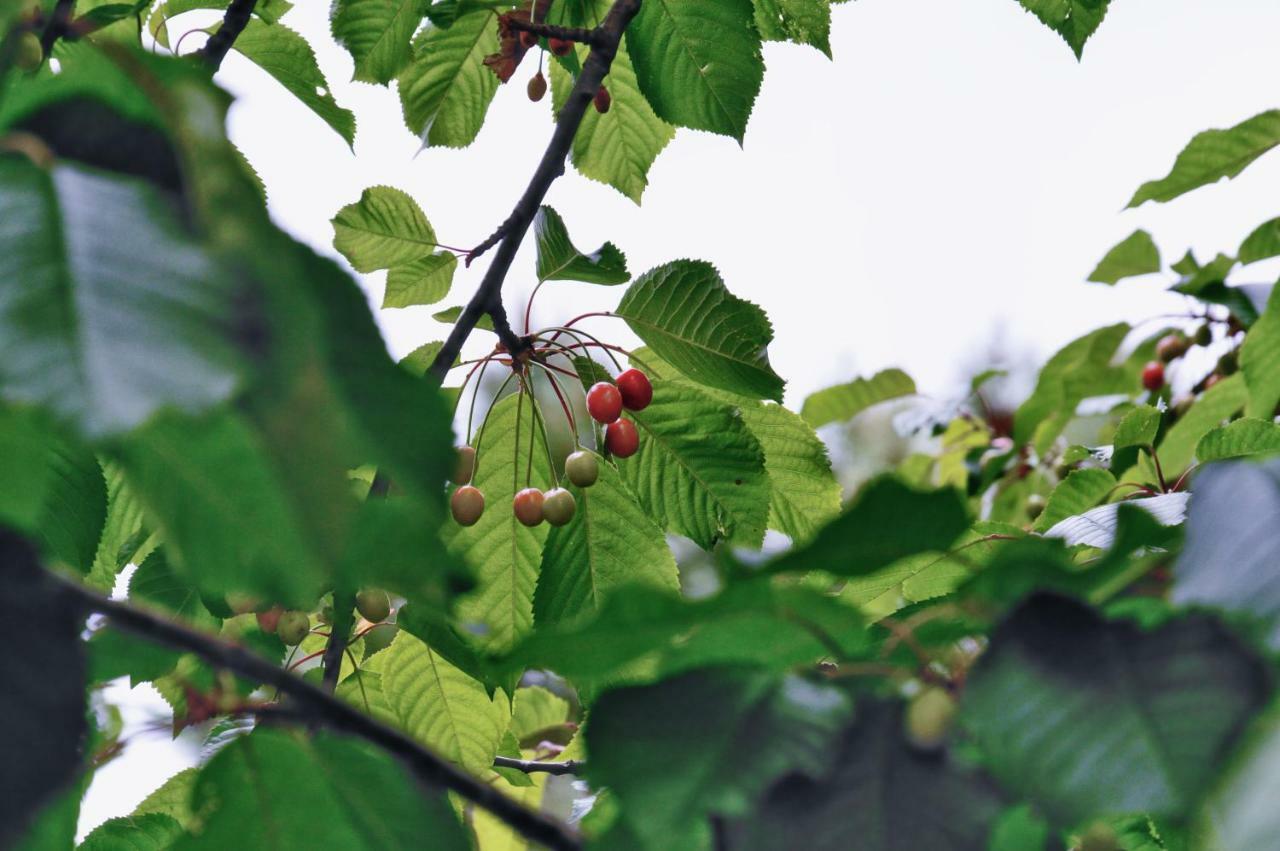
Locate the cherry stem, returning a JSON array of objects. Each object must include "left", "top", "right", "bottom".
[
  {"left": 523, "top": 278, "right": 549, "bottom": 334},
  {"left": 1171, "top": 464, "right": 1198, "bottom": 493},
  {"left": 525, "top": 375, "right": 559, "bottom": 484},
  {"left": 464, "top": 355, "right": 499, "bottom": 445},
  {"left": 525, "top": 379, "right": 537, "bottom": 488},
  {"left": 537, "top": 331, "right": 623, "bottom": 371},
  {"left": 287, "top": 648, "right": 327, "bottom": 671},
  {"left": 472, "top": 370, "right": 519, "bottom": 484},
  {"left": 514, "top": 377, "right": 525, "bottom": 494},
  {"left": 529, "top": 360, "right": 579, "bottom": 442},
  {"left": 1148, "top": 445, "right": 1170, "bottom": 493}
]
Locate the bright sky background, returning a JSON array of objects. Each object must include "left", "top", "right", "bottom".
[{"left": 77, "top": 0, "right": 1280, "bottom": 837}]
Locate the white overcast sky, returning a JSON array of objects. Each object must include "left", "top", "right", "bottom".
[{"left": 77, "top": 0, "right": 1280, "bottom": 837}]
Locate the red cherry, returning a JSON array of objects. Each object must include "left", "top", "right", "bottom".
[
  {"left": 616, "top": 368, "right": 652, "bottom": 411},
  {"left": 1141, "top": 361, "right": 1165, "bottom": 392},
  {"left": 587, "top": 382, "right": 622, "bottom": 424},
  {"left": 549, "top": 37, "right": 572, "bottom": 56},
  {"left": 256, "top": 606, "right": 283, "bottom": 634},
  {"left": 593, "top": 85, "right": 611, "bottom": 114},
  {"left": 451, "top": 446, "right": 476, "bottom": 484},
  {"left": 451, "top": 485, "right": 485, "bottom": 526},
  {"left": 605, "top": 419, "right": 639, "bottom": 458},
  {"left": 513, "top": 488, "right": 545, "bottom": 526},
  {"left": 1155, "top": 334, "right": 1188, "bottom": 363}
]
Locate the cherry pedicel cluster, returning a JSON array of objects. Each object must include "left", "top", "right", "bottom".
[
  {"left": 448, "top": 318, "right": 655, "bottom": 528},
  {"left": 1139, "top": 316, "right": 1241, "bottom": 396}
]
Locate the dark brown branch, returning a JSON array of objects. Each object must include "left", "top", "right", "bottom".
[
  {"left": 493, "top": 755, "right": 584, "bottom": 776},
  {"left": 428, "top": 0, "right": 642, "bottom": 383},
  {"left": 320, "top": 589, "right": 354, "bottom": 694},
  {"left": 195, "top": 0, "right": 257, "bottom": 70},
  {"left": 49, "top": 571, "right": 582, "bottom": 851},
  {"left": 38, "top": 0, "right": 75, "bottom": 54},
  {"left": 505, "top": 19, "right": 600, "bottom": 47}
]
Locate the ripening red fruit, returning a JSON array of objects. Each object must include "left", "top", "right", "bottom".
[
  {"left": 513, "top": 487, "right": 545, "bottom": 526},
  {"left": 593, "top": 85, "right": 611, "bottom": 114},
  {"left": 1141, "top": 361, "right": 1165, "bottom": 392},
  {"left": 451, "top": 446, "right": 476, "bottom": 485},
  {"left": 549, "top": 37, "right": 572, "bottom": 56},
  {"left": 1204, "top": 373, "right": 1223, "bottom": 391},
  {"left": 256, "top": 606, "right": 283, "bottom": 633},
  {"left": 1155, "top": 333, "right": 1188, "bottom": 363},
  {"left": 519, "top": 29, "right": 538, "bottom": 49},
  {"left": 451, "top": 485, "right": 485, "bottom": 526},
  {"left": 587, "top": 382, "right": 623, "bottom": 424},
  {"left": 276, "top": 610, "right": 311, "bottom": 646},
  {"left": 527, "top": 71, "right": 547, "bottom": 102},
  {"left": 616, "top": 368, "right": 653, "bottom": 411},
  {"left": 605, "top": 418, "right": 639, "bottom": 458},
  {"left": 564, "top": 450, "right": 599, "bottom": 487},
  {"left": 542, "top": 488, "right": 577, "bottom": 526},
  {"left": 355, "top": 589, "right": 391, "bottom": 623}
]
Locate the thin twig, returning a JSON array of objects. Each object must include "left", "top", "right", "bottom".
[
  {"left": 505, "top": 19, "right": 600, "bottom": 46},
  {"left": 493, "top": 755, "right": 584, "bottom": 776},
  {"left": 48, "top": 571, "right": 582, "bottom": 851},
  {"left": 428, "top": 0, "right": 642, "bottom": 384}
]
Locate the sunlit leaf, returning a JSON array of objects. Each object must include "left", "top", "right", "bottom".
[
  {"left": 398, "top": 10, "right": 499, "bottom": 148},
  {"left": 801, "top": 368, "right": 916, "bottom": 428},
  {"left": 1128, "top": 110, "right": 1280, "bottom": 207},
  {"left": 1088, "top": 229, "right": 1161, "bottom": 285}
]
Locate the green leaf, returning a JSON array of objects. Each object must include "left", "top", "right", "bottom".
[
  {"left": 1014, "top": 0, "right": 1111, "bottom": 59},
  {"left": 1173, "top": 458, "right": 1280, "bottom": 652},
  {"left": 1014, "top": 323, "right": 1131, "bottom": 450},
  {"left": 585, "top": 668, "right": 852, "bottom": 847},
  {"left": 736, "top": 400, "right": 841, "bottom": 542},
  {"left": 1088, "top": 229, "right": 1161, "bottom": 285},
  {"left": 331, "top": 0, "right": 418, "bottom": 84},
  {"left": 1128, "top": 110, "right": 1280, "bottom": 207},
  {"left": 130, "top": 549, "right": 221, "bottom": 630},
  {"left": 149, "top": 0, "right": 291, "bottom": 47},
  {"left": 769, "top": 476, "right": 970, "bottom": 577},
  {"left": 1112, "top": 403, "right": 1160, "bottom": 449},
  {"left": 333, "top": 185, "right": 438, "bottom": 273},
  {"left": 619, "top": 380, "right": 770, "bottom": 548},
  {"left": 1241, "top": 284, "right": 1280, "bottom": 419},
  {"left": 397, "top": 10, "right": 499, "bottom": 148},
  {"left": 384, "top": 253, "right": 456, "bottom": 308},
  {"left": 533, "top": 206, "right": 629, "bottom": 284},
  {"left": 79, "top": 814, "right": 183, "bottom": 851},
  {"left": 962, "top": 594, "right": 1269, "bottom": 824},
  {"left": 378, "top": 632, "right": 511, "bottom": 773},
  {"left": 625, "top": 0, "right": 763, "bottom": 141},
  {"left": 431, "top": 305, "right": 494, "bottom": 330},
  {"left": 534, "top": 453, "right": 677, "bottom": 627},
  {"left": 398, "top": 341, "right": 445, "bottom": 377},
  {"left": 1196, "top": 418, "right": 1280, "bottom": 462},
  {"left": 1031, "top": 468, "right": 1116, "bottom": 533},
  {"left": 231, "top": 20, "right": 356, "bottom": 148},
  {"left": 506, "top": 580, "right": 869, "bottom": 690},
  {"left": 617, "top": 260, "right": 784, "bottom": 401},
  {"left": 443, "top": 393, "right": 550, "bottom": 652},
  {"left": 801, "top": 368, "right": 916, "bottom": 428},
  {"left": 0, "top": 158, "right": 246, "bottom": 439},
  {"left": 27, "top": 432, "right": 106, "bottom": 575},
  {"left": 1238, "top": 217, "right": 1280, "bottom": 265},
  {"left": 0, "top": 533, "right": 87, "bottom": 850},
  {"left": 728, "top": 699, "right": 1007, "bottom": 851},
  {"left": 510, "top": 686, "right": 570, "bottom": 742},
  {"left": 549, "top": 39, "right": 675, "bottom": 203},
  {"left": 1137, "top": 373, "right": 1248, "bottom": 483},
  {"left": 752, "top": 0, "right": 831, "bottom": 56},
  {"left": 86, "top": 460, "right": 153, "bottom": 590},
  {"left": 1197, "top": 710, "right": 1280, "bottom": 850},
  {"left": 132, "top": 769, "right": 198, "bottom": 830},
  {"left": 176, "top": 729, "right": 468, "bottom": 850}
]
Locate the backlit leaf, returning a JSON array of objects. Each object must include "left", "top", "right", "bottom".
[{"left": 1128, "top": 110, "right": 1280, "bottom": 207}]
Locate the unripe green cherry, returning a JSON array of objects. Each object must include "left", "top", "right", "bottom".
[
  {"left": 904, "top": 686, "right": 957, "bottom": 751},
  {"left": 356, "top": 589, "right": 391, "bottom": 623},
  {"left": 542, "top": 487, "right": 576, "bottom": 526},
  {"left": 451, "top": 485, "right": 485, "bottom": 526},
  {"left": 1193, "top": 323, "right": 1213, "bottom": 346},
  {"left": 13, "top": 32, "right": 43, "bottom": 72},
  {"left": 1218, "top": 349, "right": 1239, "bottom": 376},
  {"left": 276, "top": 610, "right": 311, "bottom": 646},
  {"left": 513, "top": 487, "right": 545, "bottom": 527},
  {"left": 226, "top": 592, "right": 262, "bottom": 615},
  {"left": 1026, "top": 493, "right": 1046, "bottom": 521},
  {"left": 451, "top": 446, "right": 476, "bottom": 485},
  {"left": 564, "top": 450, "right": 599, "bottom": 487}
]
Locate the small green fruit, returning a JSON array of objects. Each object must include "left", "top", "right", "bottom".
[
  {"left": 542, "top": 488, "right": 576, "bottom": 526},
  {"left": 13, "top": 32, "right": 43, "bottom": 72},
  {"left": 564, "top": 450, "right": 598, "bottom": 487},
  {"left": 276, "top": 610, "right": 311, "bottom": 646},
  {"left": 226, "top": 592, "right": 262, "bottom": 615},
  {"left": 355, "top": 589, "right": 391, "bottom": 623},
  {"left": 1193, "top": 323, "right": 1213, "bottom": 346},
  {"left": 1078, "top": 821, "right": 1121, "bottom": 851},
  {"left": 1217, "top": 349, "right": 1239, "bottom": 376},
  {"left": 1025, "top": 493, "right": 1047, "bottom": 521},
  {"left": 904, "top": 686, "right": 957, "bottom": 751}
]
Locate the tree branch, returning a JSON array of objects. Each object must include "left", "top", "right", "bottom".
[
  {"left": 504, "top": 19, "right": 600, "bottom": 47},
  {"left": 320, "top": 588, "right": 355, "bottom": 694},
  {"left": 195, "top": 0, "right": 257, "bottom": 70},
  {"left": 48, "top": 571, "right": 582, "bottom": 851},
  {"left": 38, "top": 0, "right": 75, "bottom": 55},
  {"left": 427, "top": 0, "right": 642, "bottom": 384},
  {"left": 493, "top": 755, "right": 584, "bottom": 776}
]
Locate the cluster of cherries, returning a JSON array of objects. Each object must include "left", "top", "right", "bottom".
[
  {"left": 520, "top": 31, "right": 611, "bottom": 113},
  {"left": 449, "top": 367, "right": 653, "bottom": 528},
  {"left": 1140, "top": 319, "right": 1239, "bottom": 393},
  {"left": 230, "top": 588, "right": 392, "bottom": 647}
]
